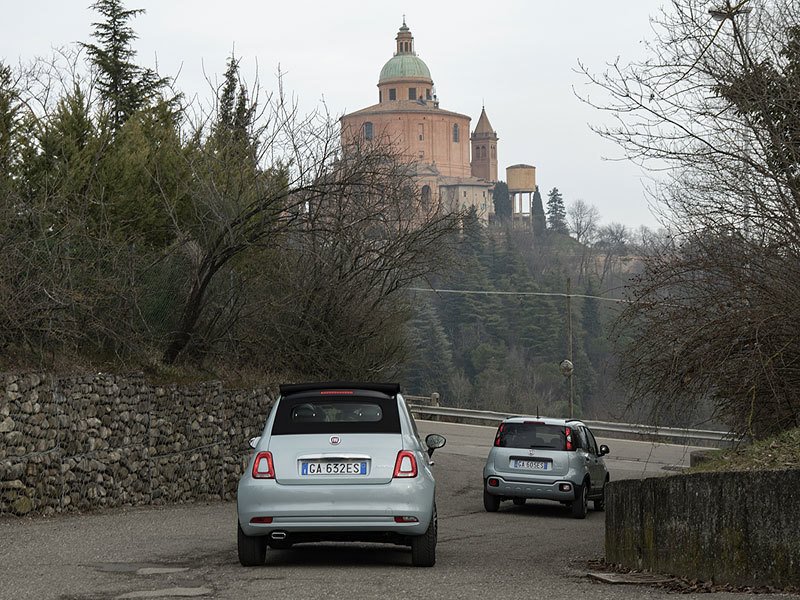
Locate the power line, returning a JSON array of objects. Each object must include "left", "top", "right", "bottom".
[{"left": 408, "top": 286, "right": 632, "bottom": 304}]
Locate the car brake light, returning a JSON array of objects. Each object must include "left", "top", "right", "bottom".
[
  {"left": 252, "top": 451, "right": 275, "bottom": 479},
  {"left": 394, "top": 516, "right": 419, "bottom": 523},
  {"left": 494, "top": 423, "right": 505, "bottom": 446},
  {"left": 320, "top": 390, "right": 354, "bottom": 395},
  {"left": 565, "top": 427, "right": 574, "bottom": 451},
  {"left": 393, "top": 450, "right": 418, "bottom": 478}
]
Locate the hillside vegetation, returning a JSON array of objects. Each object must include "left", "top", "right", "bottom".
[{"left": 689, "top": 428, "right": 800, "bottom": 473}]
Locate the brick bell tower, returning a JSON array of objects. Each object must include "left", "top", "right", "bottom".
[{"left": 470, "top": 106, "right": 499, "bottom": 182}]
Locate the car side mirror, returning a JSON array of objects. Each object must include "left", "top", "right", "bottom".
[
  {"left": 425, "top": 433, "right": 447, "bottom": 457},
  {"left": 248, "top": 436, "right": 261, "bottom": 449},
  {"left": 599, "top": 444, "right": 610, "bottom": 456}
]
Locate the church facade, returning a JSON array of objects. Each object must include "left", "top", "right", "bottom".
[{"left": 340, "top": 20, "right": 497, "bottom": 224}]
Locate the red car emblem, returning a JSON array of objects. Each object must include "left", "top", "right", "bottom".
[{"left": 330, "top": 436, "right": 341, "bottom": 445}]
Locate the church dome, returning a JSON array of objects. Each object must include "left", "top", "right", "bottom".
[
  {"left": 379, "top": 54, "right": 431, "bottom": 83},
  {"left": 378, "top": 20, "right": 433, "bottom": 84}
]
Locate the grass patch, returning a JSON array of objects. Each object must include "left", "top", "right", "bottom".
[{"left": 688, "top": 427, "right": 800, "bottom": 473}]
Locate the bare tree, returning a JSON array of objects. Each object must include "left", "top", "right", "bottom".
[
  {"left": 595, "top": 222, "right": 630, "bottom": 286},
  {"left": 567, "top": 198, "right": 600, "bottom": 281},
  {"left": 581, "top": 0, "right": 800, "bottom": 436},
  {"left": 159, "top": 74, "right": 462, "bottom": 366}
]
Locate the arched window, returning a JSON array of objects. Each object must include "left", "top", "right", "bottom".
[
  {"left": 491, "top": 145, "right": 496, "bottom": 158},
  {"left": 453, "top": 124, "right": 459, "bottom": 143},
  {"left": 363, "top": 122, "right": 373, "bottom": 140}
]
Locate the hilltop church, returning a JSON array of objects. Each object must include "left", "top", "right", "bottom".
[{"left": 340, "top": 20, "right": 499, "bottom": 224}]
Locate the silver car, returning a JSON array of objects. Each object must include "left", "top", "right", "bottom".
[
  {"left": 482, "top": 417, "right": 609, "bottom": 518},
  {"left": 237, "top": 382, "right": 446, "bottom": 567}
]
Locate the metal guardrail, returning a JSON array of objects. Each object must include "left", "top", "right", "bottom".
[{"left": 407, "top": 404, "right": 740, "bottom": 448}]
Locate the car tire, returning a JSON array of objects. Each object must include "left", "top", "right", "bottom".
[
  {"left": 594, "top": 477, "right": 608, "bottom": 511},
  {"left": 512, "top": 498, "right": 526, "bottom": 506},
  {"left": 483, "top": 489, "right": 501, "bottom": 512},
  {"left": 411, "top": 507, "right": 437, "bottom": 567},
  {"left": 570, "top": 481, "right": 588, "bottom": 519},
  {"left": 237, "top": 521, "right": 267, "bottom": 567}
]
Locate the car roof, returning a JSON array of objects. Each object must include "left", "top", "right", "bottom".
[
  {"left": 501, "top": 416, "right": 586, "bottom": 427},
  {"left": 279, "top": 382, "right": 401, "bottom": 397}
]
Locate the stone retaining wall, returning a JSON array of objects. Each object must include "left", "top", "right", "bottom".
[
  {"left": 0, "top": 372, "right": 272, "bottom": 516},
  {"left": 605, "top": 470, "right": 800, "bottom": 587}
]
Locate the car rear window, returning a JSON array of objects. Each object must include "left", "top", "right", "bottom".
[
  {"left": 494, "top": 423, "right": 567, "bottom": 450},
  {"left": 271, "top": 394, "right": 401, "bottom": 435}
]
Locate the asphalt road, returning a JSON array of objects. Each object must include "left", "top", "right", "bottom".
[{"left": 0, "top": 422, "right": 792, "bottom": 600}]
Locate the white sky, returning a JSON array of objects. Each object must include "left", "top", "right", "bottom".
[{"left": 1, "top": 1, "right": 668, "bottom": 229}]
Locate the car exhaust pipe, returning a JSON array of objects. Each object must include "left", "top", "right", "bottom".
[{"left": 270, "top": 531, "right": 288, "bottom": 541}]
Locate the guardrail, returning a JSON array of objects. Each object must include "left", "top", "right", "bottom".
[{"left": 407, "top": 404, "right": 740, "bottom": 448}]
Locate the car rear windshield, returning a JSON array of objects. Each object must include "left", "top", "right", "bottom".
[
  {"left": 270, "top": 394, "right": 401, "bottom": 435},
  {"left": 494, "top": 423, "right": 567, "bottom": 450}
]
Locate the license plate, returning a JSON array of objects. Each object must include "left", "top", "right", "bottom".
[
  {"left": 301, "top": 461, "right": 367, "bottom": 475},
  {"left": 513, "top": 459, "right": 550, "bottom": 470}
]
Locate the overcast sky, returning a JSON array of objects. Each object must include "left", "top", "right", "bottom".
[{"left": 2, "top": 0, "right": 668, "bottom": 229}]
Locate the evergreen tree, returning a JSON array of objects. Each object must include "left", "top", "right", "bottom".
[
  {"left": 546, "top": 187, "right": 569, "bottom": 234},
  {"left": 82, "top": 0, "right": 167, "bottom": 131},
  {"left": 213, "top": 54, "right": 255, "bottom": 149},
  {"left": 531, "top": 185, "right": 546, "bottom": 236},
  {"left": 0, "top": 63, "right": 19, "bottom": 181},
  {"left": 436, "top": 207, "right": 497, "bottom": 379},
  {"left": 404, "top": 297, "right": 454, "bottom": 396},
  {"left": 491, "top": 180, "right": 511, "bottom": 220},
  {"left": 581, "top": 278, "right": 608, "bottom": 369}
]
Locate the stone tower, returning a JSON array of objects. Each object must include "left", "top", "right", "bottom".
[{"left": 470, "top": 107, "right": 498, "bottom": 182}]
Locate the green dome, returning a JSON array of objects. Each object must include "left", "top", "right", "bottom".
[{"left": 379, "top": 54, "right": 432, "bottom": 83}]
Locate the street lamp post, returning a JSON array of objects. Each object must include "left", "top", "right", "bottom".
[{"left": 561, "top": 277, "right": 575, "bottom": 418}]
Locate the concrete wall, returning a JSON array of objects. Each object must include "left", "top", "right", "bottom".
[
  {"left": 605, "top": 470, "right": 800, "bottom": 587},
  {"left": 0, "top": 372, "right": 272, "bottom": 517}
]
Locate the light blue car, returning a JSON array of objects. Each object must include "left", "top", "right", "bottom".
[
  {"left": 237, "top": 382, "right": 446, "bottom": 567},
  {"left": 482, "top": 416, "right": 610, "bottom": 518}
]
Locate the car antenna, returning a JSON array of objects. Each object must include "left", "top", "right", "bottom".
[{"left": 536, "top": 405, "right": 539, "bottom": 418}]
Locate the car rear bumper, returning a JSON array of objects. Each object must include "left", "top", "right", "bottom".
[
  {"left": 237, "top": 478, "right": 434, "bottom": 537},
  {"left": 484, "top": 475, "right": 576, "bottom": 502}
]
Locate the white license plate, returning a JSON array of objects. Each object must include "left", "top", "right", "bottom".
[
  {"left": 301, "top": 461, "right": 367, "bottom": 475},
  {"left": 513, "top": 459, "right": 550, "bottom": 470}
]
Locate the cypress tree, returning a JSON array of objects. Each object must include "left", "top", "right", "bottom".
[
  {"left": 531, "top": 185, "right": 546, "bottom": 236},
  {"left": 491, "top": 180, "right": 511, "bottom": 220}
]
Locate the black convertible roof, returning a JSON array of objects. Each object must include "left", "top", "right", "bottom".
[{"left": 279, "top": 382, "right": 401, "bottom": 397}]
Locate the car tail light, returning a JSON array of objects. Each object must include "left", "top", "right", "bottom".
[
  {"left": 320, "top": 390, "right": 353, "bottom": 395},
  {"left": 394, "top": 516, "right": 419, "bottom": 523},
  {"left": 393, "top": 451, "right": 418, "bottom": 478},
  {"left": 565, "top": 427, "right": 574, "bottom": 451},
  {"left": 493, "top": 423, "right": 505, "bottom": 447},
  {"left": 252, "top": 451, "right": 275, "bottom": 479},
  {"left": 250, "top": 516, "right": 273, "bottom": 524},
  {"left": 487, "top": 478, "right": 499, "bottom": 487},
  {"left": 559, "top": 483, "right": 573, "bottom": 492}
]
